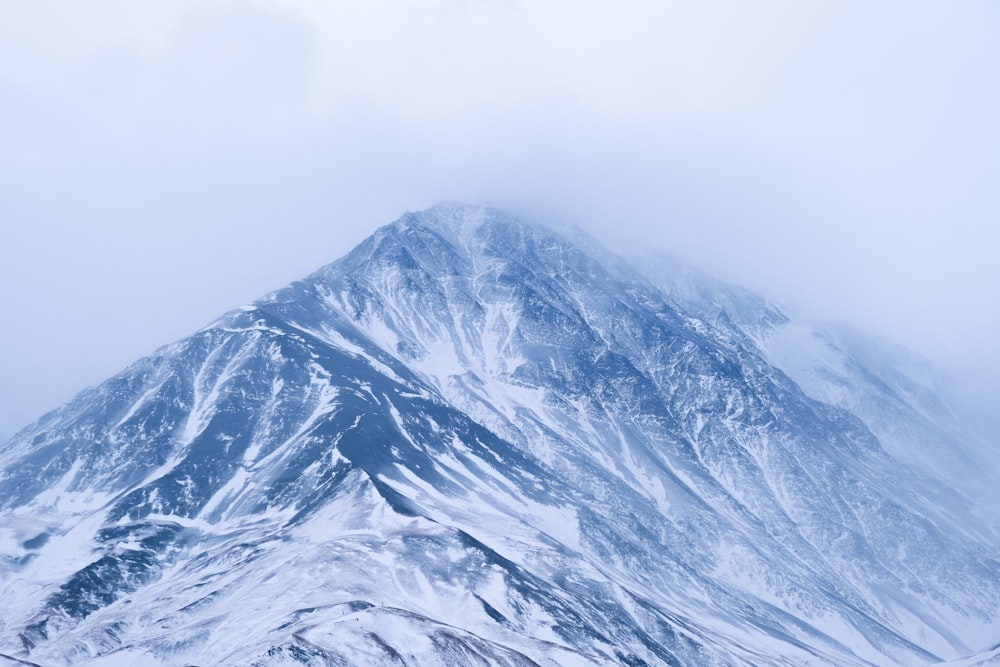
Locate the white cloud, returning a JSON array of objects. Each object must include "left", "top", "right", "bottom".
[{"left": 1, "top": 0, "right": 998, "bottom": 437}]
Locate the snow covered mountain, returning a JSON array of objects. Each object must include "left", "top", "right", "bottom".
[{"left": 1, "top": 203, "right": 998, "bottom": 666}]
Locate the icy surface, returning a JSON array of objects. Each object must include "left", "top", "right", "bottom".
[{"left": 1, "top": 203, "right": 998, "bottom": 666}]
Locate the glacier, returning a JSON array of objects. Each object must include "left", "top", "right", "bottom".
[{"left": 1, "top": 203, "right": 998, "bottom": 666}]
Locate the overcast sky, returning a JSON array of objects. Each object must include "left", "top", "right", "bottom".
[{"left": 1, "top": 1, "right": 998, "bottom": 439}]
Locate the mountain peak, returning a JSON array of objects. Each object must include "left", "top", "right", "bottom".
[
  {"left": 2, "top": 205, "right": 998, "bottom": 666},
  {"left": 398, "top": 202, "right": 513, "bottom": 244}
]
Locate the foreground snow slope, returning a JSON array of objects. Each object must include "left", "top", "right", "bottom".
[{"left": 1, "top": 204, "right": 998, "bottom": 665}]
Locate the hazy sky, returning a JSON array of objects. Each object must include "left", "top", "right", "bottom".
[{"left": 1, "top": 1, "right": 998, "bottom": 439}]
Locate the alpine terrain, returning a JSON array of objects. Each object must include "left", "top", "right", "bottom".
[{"left": 1, "top": 204, "right": 998, "bottom": 666}]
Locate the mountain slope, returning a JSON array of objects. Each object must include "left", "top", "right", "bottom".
[{"left": 1, "top": 204, "right": 997, "bottom": 666}]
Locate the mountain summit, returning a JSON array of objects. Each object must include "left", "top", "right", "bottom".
[{"left": 1, "top": 204, "right": 998, "bottom": 666}]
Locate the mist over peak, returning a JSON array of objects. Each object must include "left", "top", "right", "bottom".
[{"left": 3, "top": 3, "right": 998, "bottom": 442}]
